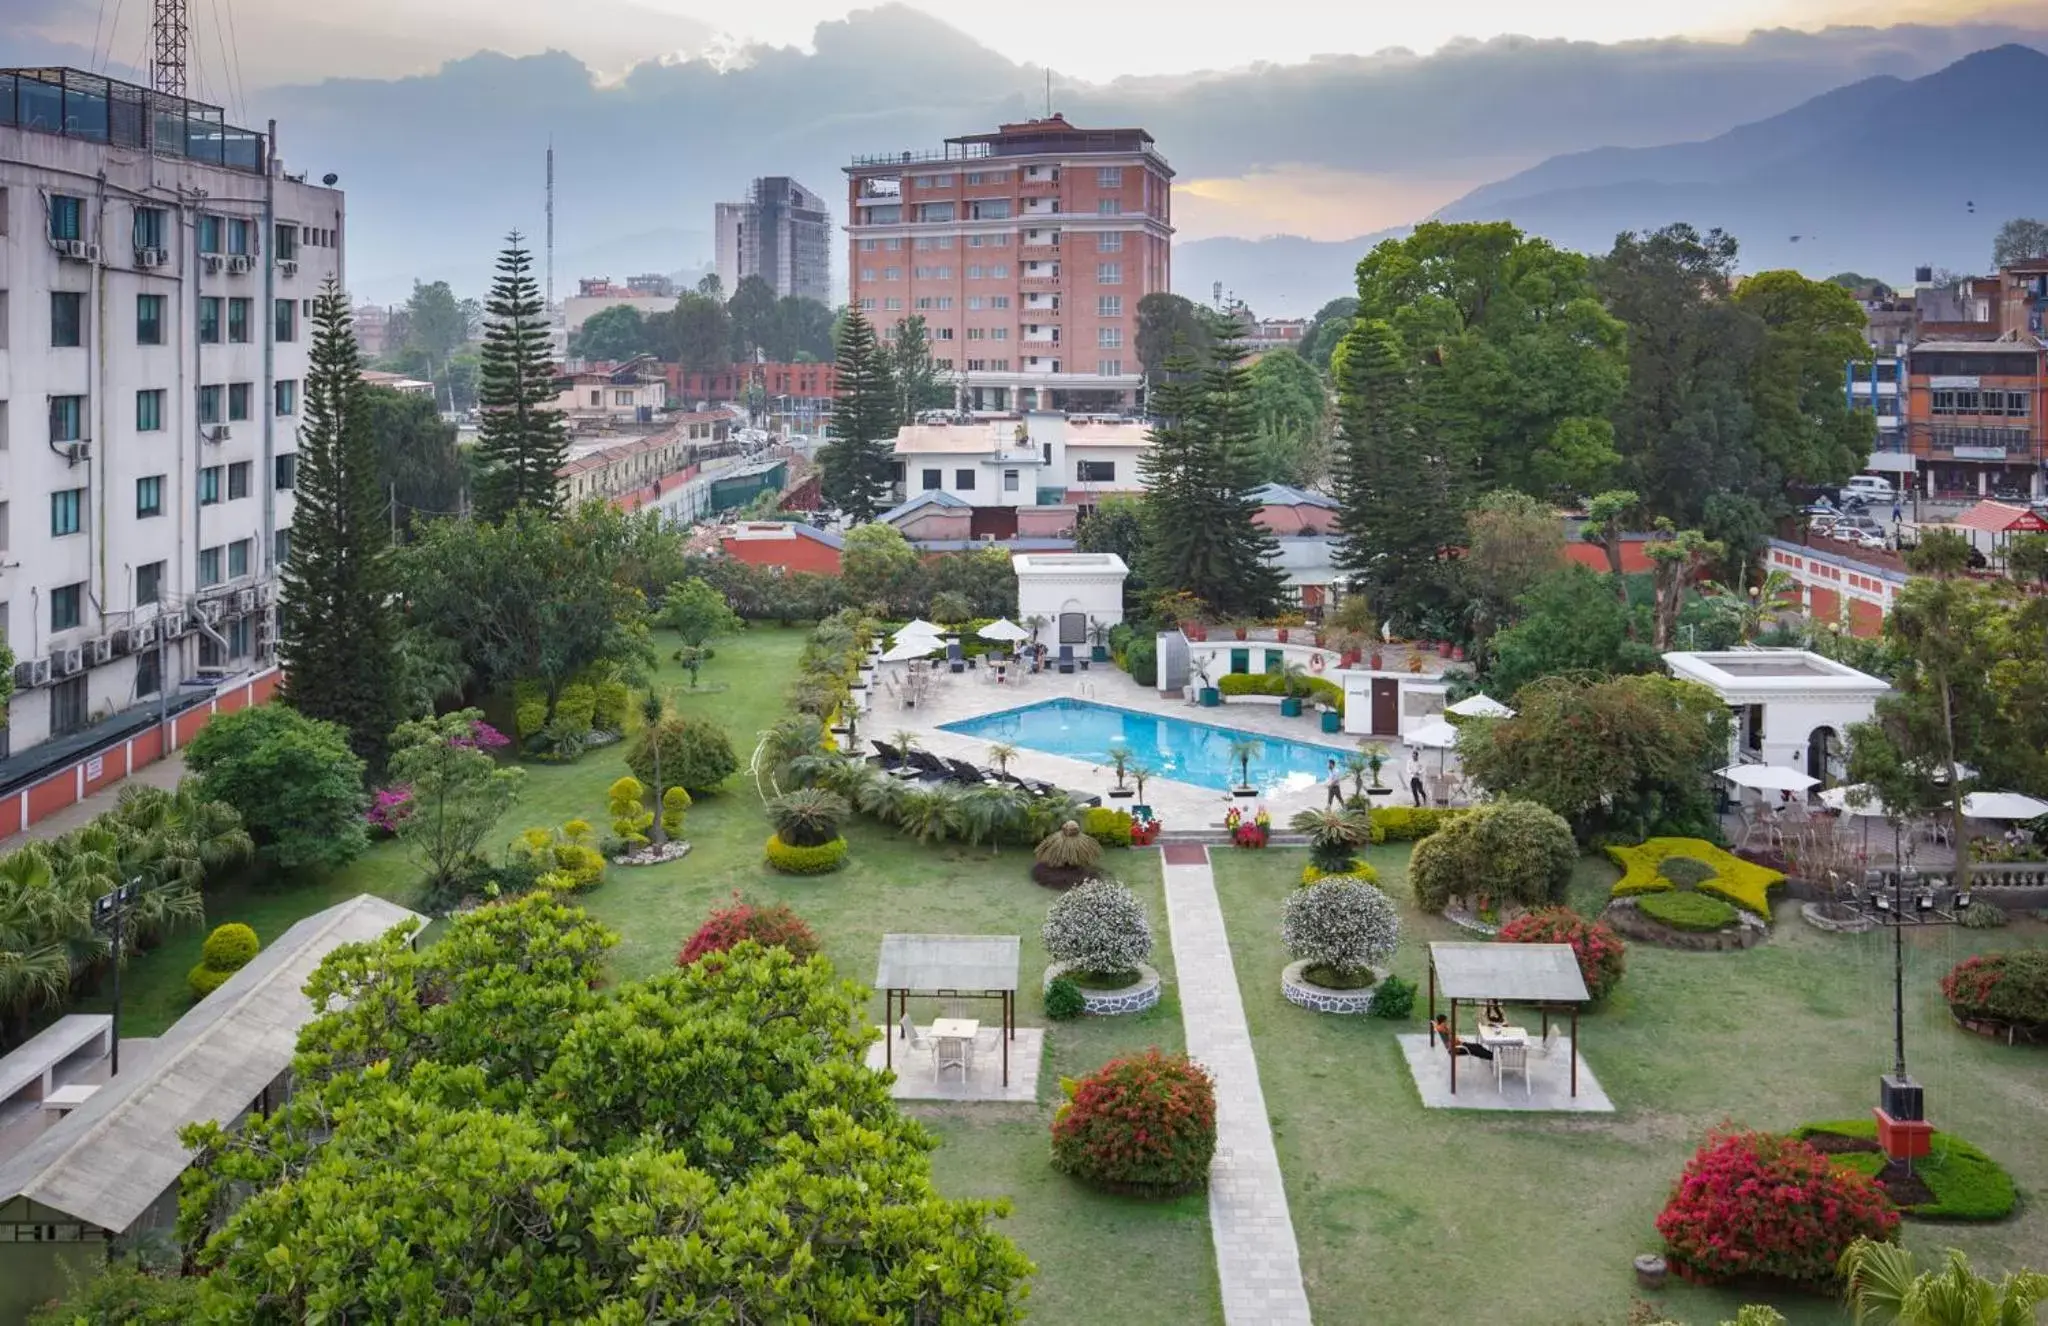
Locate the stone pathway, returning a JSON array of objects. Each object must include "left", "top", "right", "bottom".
[{"left": 1159, "top": 842, "right": 1314, "bottom": 1325}]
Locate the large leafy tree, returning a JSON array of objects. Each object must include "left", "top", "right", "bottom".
[
  {"left": 184, "top": 706, "right": 368, "bottom": 872},
  {"left": 382, "top": 709, "right": 524, "bottom": 893},
  {"left": 662, "top": 290, "right": 731, "bottom": 371},
  {"left": 892, "top": 313, "right": 953, "bottom": 418},
  {"left": 663, "top": 575, "right": 743, "bottom": 646},
  {"left": 1135, "top": 291, "right": 1210, "bottom": 380},
  {"left": 1485, "top": 565, "right": 1660, "bottom": 699},
  {"left": 1732, "top": 269, "right": 1875, "bottom": 492},
  {"left": 1461, "top": 489, "right": 1566, "bottom": 651},
  {"left": 775, "top": 294, "right": 837, "bottom": 362},
  {"left": 1992, "top": 217, "right": 2048, "bottom": 269},
  {"left": 1246, "top": 346, "right": 1329, "bottom": 486},
  {"left": 280, "top": 279, "right": 405, "bottom": 766},
  {"left": 725, "top": 274, "right": 781, "bottom": 358},
  {"left": 1075, "top": 493, "right": 1149, "bottom": 610},
  {"left": 571, "top": 304, "right": 654, "bottom": 361},
  {"left": 364, "top": 385, "right": 465, "bottom": 536},
  {"left": 840, "top": 522, "right": 921, "bottom": 614},
  {"left": 1299, "top": 295, "right": 1357, "bottom": 372},
  {"left": 473, "top": 234, "right": 567, "bottom": 523},
  {"left": 818, "top": 309, "right": 898, "bottom": 521},
  {"left": 166, "top": 898, "right": 1032, "bottom": 1320}
]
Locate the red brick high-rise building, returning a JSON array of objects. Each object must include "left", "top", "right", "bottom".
[{"left": 844, "top": 114, "right": 1173, "bottom": 413}]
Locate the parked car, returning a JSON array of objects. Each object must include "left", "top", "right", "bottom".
[{"left": 1839, "top": 476, "right": 1898, "bottom": 505}]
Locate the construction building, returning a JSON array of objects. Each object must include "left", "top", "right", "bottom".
[{"left": 713, "top": 177, "right": 832, "bottom": 304}]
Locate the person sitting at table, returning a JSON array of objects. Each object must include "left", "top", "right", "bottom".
[
  {"left": 1432, "top": 1015, "right": 1493, "bottom": 1061},
  {"left": 1482, "top": 999, "right": 1508, "bottom": 1027}
]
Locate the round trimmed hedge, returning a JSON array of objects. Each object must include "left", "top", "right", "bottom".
[
  {"left": 1790, "top": 1120, "right": 2017, "bottom": 1221},
  {"left": 1637, "top": 890, "right": 1738, "bottom": 933},
  {"left": 1941, "top": 949, "right": 2048, "bottom": 1030},
  {"left": 628, "top": 714, "right": 739, "bottom": 796},
  {"left": 764, "top": 833, "right": 849, "bottom": 875},
  {"left": 1497, "top": 908, "right": 1626, "bottom": 1001},
  {"left": 1282, "top": 877, "right": 1398, "bottom": 987},
  {"left": 201, "top": 922, "right": 260, "bottom": 970},
  {"left": 1410, "top": 800, "right": 1575, "bottom": 914},
  {"left": 1052, "top": 1049, "right": 1216, "bottom": 1196},
  {"left": 1041, "top": 879, "right": 1152, "bottom": 984}
]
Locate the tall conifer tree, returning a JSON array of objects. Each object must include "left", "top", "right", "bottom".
[
  {"left": 1192, "top": 318, "right": 1286, "bottom": 616},
  {"left": 279, "top": 279, "right": 402, "bottom": 768},
  {"left": 473, "top": 234, "right": 566, "bottom": 522},
  {"left": 1332, "top": 317, "right": 1447, "bottom": 626},
  {"left": 819, "top": 310, "right": 898, "bottom": 521}
]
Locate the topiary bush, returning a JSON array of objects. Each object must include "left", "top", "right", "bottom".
[
  {"left": 678, "top": 894, "right": 820, "bottom": 965},
  {"left": 513, "top": 821, "right": 607, "bottom": 892},
  {"left": 1497, "top": 908, "right": 1627, "bottom": 1001},
  {"left": 1080, "top": 806, "right": 1134, "bottom": 849},
  {"left": 188, "top": 921, "right": 261, "bottom": 1000},
  {"left": 661, "top": 785, "right": 691, "bottom": 839},
  {"left": 1283, "top": 877, "right": 1400, "bottom": 989},
  {"left": 1042, "top": 879, "right": 1153, "bottom": 984},
  {"left": 607, "top": 775, "right": 653, "bottom": 846},
  {"left": 1940, "top": 949, "right": 2048, "bottom": 1030},
  {"left": 1410, "top": 800, "right": 1576, "bottom": 914},
  {"left": 628, "top": 714, "right": 739, "bottom": 796},
  {"left": 1044, "top": 975, "right": 1086, "bottom": 1021},
  {"left": 1655, "top": 1127, "right": 1898, "bottom": 1287},
  {"left": 1369, "top": 805, "right": 1466, "bottom": 842},
  {"left": 1052, "top": 1049, "right": 1217, "bottom": 1195},
  {"left": 764, "top": 834, "right": 849, "bottom": 875},
  {"left": 1607, "top": 838, "right": 1785, "bottom": 918},
  {"left": 1638, "top": 890, "right": 1738, "bottom": 932},
  {"left": 1033, "top": 819, "right": 1105, "bottom": 890},
  {"left": 1658, "top": 856, "right": 1717, "bottom": 889}
]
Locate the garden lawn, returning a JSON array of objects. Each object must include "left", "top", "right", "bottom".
[{"left": 1210, "top": 848, "right": 2048, "bottom": 1326}]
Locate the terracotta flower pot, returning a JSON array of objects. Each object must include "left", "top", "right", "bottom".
[
  {"left": 1276, "top": 628, "right": 1290, "bottom": 643},
  {"left": 1437, "top": 641, "right": 1453, "bottom": 658},
  {"left": 1234, "top": 628, "right": 1247, "bottom": 640},
  {"left": 1367, "top": 651, "right": 1381, "bottom": 670},
  {"left": 1451, "top": 645, "right": 1466, "bottom": 662}
]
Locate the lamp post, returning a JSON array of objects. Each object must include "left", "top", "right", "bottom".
[
  {"left": 91, "top": 879, "right": 142, "bottom": 1077},
  {"left": 1846, "top": 837, "right": 1970, "bottom": 1169}
]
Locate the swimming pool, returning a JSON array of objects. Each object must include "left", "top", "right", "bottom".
[{"left": 941, "top": 698, "right": 1352, "bottom": 795}]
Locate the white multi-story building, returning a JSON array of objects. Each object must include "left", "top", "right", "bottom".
[
  {"left": 890, "top": 411, "right": 1150, "bottom": 511},
  {"left": 0, "top": 67, "right": 342, "bottom": 757}
]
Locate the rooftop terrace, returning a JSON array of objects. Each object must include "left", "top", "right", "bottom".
[{"left": 0, "top": 67, "right": 266, "bottom": 174}]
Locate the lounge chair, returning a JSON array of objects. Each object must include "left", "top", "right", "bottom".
[
  {"left": 946, "top": 758, "right": 993, "bottom": 785},
  {"left": 909, "top": 750, "right": 952, "bottom": 780},
  {"left": 1057, "top": 644, "right": 1076, "bottom": 674},
  {"left": 1003, "top": 771, "right": 1059, "bottom": 797}
]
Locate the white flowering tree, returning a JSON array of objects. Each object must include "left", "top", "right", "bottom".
[
  {"left": 1042, "top": 879, "right": 1153, "bottom": 982},
  {"left": 1282, "top": 878, "right": 1400, "bottom": 986}
]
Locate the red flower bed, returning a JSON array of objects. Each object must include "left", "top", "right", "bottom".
[
  {"left": 677, "top": 892, "right": 820, "bottom": 966},
  {"left": 1497, "top": 908, "right": 1627, "bottom": 1002},
  {"left": 1656, "top": 1127, "right": 1898, "bottom": 1287},
  {"left": 1052, "top": 1049, "right": 1217, "bottom": 1195},
  {"left": 1941, "top": 950, "right": 2048, "bottom": 1028}
]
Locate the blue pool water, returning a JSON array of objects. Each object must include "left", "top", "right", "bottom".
[{"left": 941, "top": 698, "right": 1352, "bottom": 795}]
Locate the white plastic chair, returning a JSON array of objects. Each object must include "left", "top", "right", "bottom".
[
  {"left": 1537, "top": 1023, "right": 1561, "bottom": 1058},
  {"left": 1495, "top": 1042, "right": 1531, "bottom": 1097},
  {"left": 899, "top": 1014, "right": 963, "bottom": 1083}
]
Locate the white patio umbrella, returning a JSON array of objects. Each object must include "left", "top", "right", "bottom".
[
  {"left": 1446, "top": 694, "right": 1515, "bottom": 719},
  {"left": 1819, "top": 784, "right": 1894, "bottom": 818},
  {"left": 1961, "top": 792, "right": 2048, "bottom": 821},
  {"left": 895, "top": 618, "right": 942, "bottom": 638},
  {"left": 1717, "top": 764, "right": 1820, "bottom": 793},
  {"left": 977, "top": 618, "right": 1031, "bottom": 643},
  {"left": 1407, "top": 718, "right": 1461, "bottom": 750},
  {"left": 881, "top": 637, "right": 942, "bottom": 663}
]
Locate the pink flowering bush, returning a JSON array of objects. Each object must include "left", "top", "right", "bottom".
[
  {"left": 451, "top": 720, "right": 510, "bottom": 751},
  {"left": 365, "top": 786, "right": 413, "bottom": 835},
  {"left": 1656, "top": 1127, "right": 1898, "bottom": 1286}
]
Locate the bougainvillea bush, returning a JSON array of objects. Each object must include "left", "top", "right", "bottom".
[
  {"left": 1655, "top": 1127, "right": 1899, "bottom": 1287},
  {"left": 1497, "top": 908, "right": 1627, "bottom": 1002},
  {"left": 1041, "top": 879, "right": 1153, "bottom": 983},
  {"left": 677, "top": 894, "right": 821, "bottom": 966},
  {"left": 1940, "top": 949, "right": 2048, "bottom": 1028},
  {"left": 365, "top": 786, "right": 413, "bottom": 835},
  {"left": 1051, "top": 1049, "right": 1216, "bottom": 1195},
  {"left": 1281, "top": 877, "right": 1399, "bottom": 987}
]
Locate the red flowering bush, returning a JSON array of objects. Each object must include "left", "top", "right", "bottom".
[
  {"left": 677, "top": 893, "right": 820, "bottom": 966},
  {"left": 1656, "top": 1127, "right": 1898, "bottom": 1286},
  {"left": 1052, "top": 1049, "right": 1216, "bottom": 1195},
  {"left": 1497, "top": 908, "right": 1627, "bottom": 1002},
  {"left": 1940, "top": 949, "right": 2048, "bottom": 1027}
]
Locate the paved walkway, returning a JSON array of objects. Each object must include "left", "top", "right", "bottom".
[
  {"left": 10, "top": 752, "right": 188, "bottom": 844},
  {"left": 1159, "top": 842, "right": 1314, "bottom": 1325}
]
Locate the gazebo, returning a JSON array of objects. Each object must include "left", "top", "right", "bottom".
[
  {"left": 875, "top": 934, "right": 1020, "bottom": 1085},
  {"left": 1427, "top": 942, "right": 1591, "bottom": 1097}
]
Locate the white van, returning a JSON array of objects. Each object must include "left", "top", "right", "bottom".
[{"left": 1839, "top": 476, "right": 1897, "bottom": 504}]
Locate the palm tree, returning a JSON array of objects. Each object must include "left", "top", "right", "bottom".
[
  {"left": 954, "top": 783, "right": 1027, "bottom": 853},
  {"left": 894, "top": 786, "right": 959, "bottom": 845},
  {"left": 987, "top": 742, "right": 1019, "bottom": 777},
  {"left": 1341, "top": 748, "right": 1375, "bottom": 799},
  {"left": 1130, "top": 761, "right": 1154, "bottom": 805},
  {"left": 0, "top": 846, "right": 79, "bottom": 1039},
  {"left": 1106, "top": 741, "right": 1134, "bottom": 792},
  {"left": 1228, "top": 737, "right": 1264, "bottom": 791},
  {"left": 891, "top": 729, "right": 922, "bottom": 759},
  {"left": 766, "top": 788, "right": 850, "bottom": 848},
  {"left": 1289, "top": 807, "right": 1374, "bottom": 873},
  {"left": 762, "top": 713, "right": 826, "bottom": 784},
  {"left": 1704, "top": 568, "right": 1800, "bottom": 644},
  {"left": 1840, "top": 1238, "right": 2048, "bottom": 1326}
]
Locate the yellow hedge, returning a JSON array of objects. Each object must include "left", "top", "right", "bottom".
[
  {"left": 1606, "top": 838, "right": 1784, "bottom": 919},
  {"left": 1301, "top": 861, "right": 1380, "bottom": 887}
]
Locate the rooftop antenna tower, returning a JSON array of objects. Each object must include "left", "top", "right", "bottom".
[
  {"left": 1045, "top": 69, "right": 1052, "bottom": 118},
  {"left": 545, "top": 140, "right": 555, "bottom": 308},
  {"left": 151, "top": 0, "right": 189, "bottom": 98}
]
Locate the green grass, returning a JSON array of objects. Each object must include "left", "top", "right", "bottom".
[
  {"left": 52, "top": 626, "right": 1219, "bottom": 1324},
  {"left": 1210, "top": 847, "right": 2048, "bottom": 1326},
  {"left": 1637, "top": 889, "right": 1739, "bottom": 932},
  {"left": 1792, "top": 1120, "right": 2019, "bottom": 1221}
]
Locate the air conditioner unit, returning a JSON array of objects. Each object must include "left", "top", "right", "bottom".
[
  {"left": 256, "top": 582, "right": 278, "bottom": 606},
  {"left": 62, "top": 442, "right": 90, "bottom": 465},
  {"left": 54, "top": 647, "right": 83, "bottom": 677},
  {"left": 133, "top": 620, "right": 158, "bottom": 649},
  {"left": 13, "top": 659, "right": 47, "bottom": 689},
  {"left": 202, "top": 253, "right": 223, "bottom": 273},
  {"left": 255, "top": 614, "right": 275, "bottom": 644},
  {"left": 203, "top": 425, "right": 231, "bottom": 444},
  {"left": 135, "top": 246, "right": 168, "bottom": 268},
  {"left": 110, "top": 628, "right": 133, "bottom": 655},
  {"left": 235, "top": 589, "right": 256, "bottom": 613},
  {"left": 89, "top": 637, "right": 113, "bottom": 666},
  {"left": 278, "top": 259, "right": 298, "bottom": 278},
  {"left": 200, "top": 600, "right": 225, "bottom": 624},
  {"left": 64, "top": 239, "right": 89, "bottom": 260},
  {"left": 162, "top": 613, "right": 190, "bottom": 639},
  {"left": 226, "top": 255, "right": 253, "bottom": 274},
  {"left": 84, "top": 243, "right": 102, "bottom": 264}
]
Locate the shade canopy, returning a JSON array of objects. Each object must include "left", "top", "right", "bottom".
[
  {"left": 881, "top": 638, "right": 942, "bottom": 662},
  {"left": 1429, "top": 942, "right": 1590, "bottom": 1004},
  {"left": 1962, "top": 792, "right": 2048, "bottom": 821},
  {"left": 977, "top": 618, "right": 1031, "bottom": 642},
  {"left": 1718, "top": 763, "right": 1820, "bottom": 792},
  {"left": 1819, "top": 784, "right": 1895, "bottom": 818},
  {"left": 1447, "top": 694, "right": 1515, "bottom": 719},
  {"left": 1407, "top": 718, "right": 1461, "bottom": 750},
  {"left": 896, "top": 619, "right": 943, "bottom": 638},
  {"left": 876, "top": 933, "right": 1021, "bottom": 993}
]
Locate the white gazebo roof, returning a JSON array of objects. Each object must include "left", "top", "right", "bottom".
[
  {"left": 1429, "top": 942, "right": 1590, "bottom": 1004},
  {"left": 1662, "top": 649, "right": 1890, "bottom": 701}
]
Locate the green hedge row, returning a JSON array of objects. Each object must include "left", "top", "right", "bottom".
[{"left": 1216, "top": 672, "right": 1344, "bottom": 713}]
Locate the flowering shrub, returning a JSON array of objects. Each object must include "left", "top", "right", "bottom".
[
  {"left": 1940, "top": 949, "right": 2048, "bottom": 1027},
  {"left": 1042, "top": 879, "right": 1153, "bottom": 981},
  {"left": 1052, "top": 1050, "right": 1217, "bottom": 1195},
  {"left": 365, "top": 786, "right": 413, "bottom": 835},
  {"left": 1282, "top": 877, "right": 1399, "bottom": 983},
  {"left": 1497, "top": 908, "right": 1627, "bottom": 1002},
  {"left": 1655, "top": 1127, "right": 1898, "bottom": 1286},
  {"left": 678, "top": 893, "right": 820, "bottom": 965},
  {"left": 452, "top": 719, "right": 511, "bottom": 751}
]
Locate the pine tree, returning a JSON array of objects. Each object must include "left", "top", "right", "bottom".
[
  {"left": 1191, "top": 318, "right": 1286, "bottom": 617},
  {"left": 1332, "top": 317, "right": 1450, "bottom": 628},
  {"left": 473, "top": 234, "right": 566, "bottom": 523},
  {"left": 819, "top": 310, "right": 898, "bottom": 521},
  {"left": 279, "top": 279, "right": 403, "bottom": 769}
]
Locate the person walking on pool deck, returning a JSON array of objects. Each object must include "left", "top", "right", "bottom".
[
  {"left": 1406, "top": 748, "right": 1426, "bottom": 807},
  {"left": 1326, "top": 758, "right": 1344, "bottom": 808}
]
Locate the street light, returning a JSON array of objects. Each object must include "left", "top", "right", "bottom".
[{"left": 91, "top": 879, "right": 142, "bottom": 1077}]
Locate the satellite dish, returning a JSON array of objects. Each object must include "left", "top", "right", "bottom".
[{"left": 321, "top": 172, "right": 339, "bottom": 186}]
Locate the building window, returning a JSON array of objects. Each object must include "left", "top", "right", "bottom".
[
  {"left": 860, "top": 268, "right": 875, "bottom": 282},
  {"left": 968, "top": 199, "right": 1011, "bottom": 220},
  {"left": 275, "top": 380, "right": 297, "bottom": 416},
  {"left": 884, "top": 297, "right": 903, "bottom": 311},
  {"left": 136, "top": 559, "right": 164, "bottom": 605},
  {"left": 199, "top": 297, "right": 222, "bottom": 343},
  {"left": 921, "top": 468, "right": 941, "bottom": 491},
  {"left": 916, "top": 203, "right": 955, "bottom": 223},
  {"left": 51, "top": 291, "right": 82, "bottom": 347},
  {"left": 50, "top": 582, "right": 82, "bottom": 631},
  {"left": 991, "top": 327, "right": 1009, "bottom": 340},
  {"left": 1077, "top": 460, "right": 1116, "bottom": 483},
  {"left": 1098, "top": 199, "right": 1120, "bottom": 215},
  {"left": 135, "top": 647, "right": 161, "bottom": 697},
  {"left": 858, "top": 297, "right": 876, "bottom": 311},
  {"left": 49, "top": 396, "right": 83, "bottom": 442},
  {"left": 1098, "top": 295, "right": 1123, "bottom": 318},
  {"left": 199, "top": 545, "right": 223, "bottom": 586},
  {"left": 137, "top": 389, "right": 164, "bottom": 432},
  {"left": 137, "top": 294, "right": 165, "bottom": 345},
  {"left": 1098, "top": 359, "right": 1124, "bottom": 376},
  {"left": 228, "top": 538, "right": 251, "bottom": 578},
  {"left": 228, "top": 616, "right": 251, "bottom": 657},
  {"left": 226, "top": 218, "right": 251, "bottom": 255},
  {"left": 1098, "top": 231, "right": 1124, "bottom": 252},
  {"left": 228, "top": 461, "right": 251, "bottom": 500},
  {"left": 1098, "top": 327, "right": 1124, "bottom": 348},
  {"left": 199, "top": 384, "right": 223, "bottom": 424},
  {"left": 1097, "top": 263, "right": 1122, "bottom": 284},
  {"left": 198, "top": 214, "right": 223, "bottom": 253},
  {"left": 136, "top": 475, "right": 164, "bottom": 517},
  {"left": 48, "top": 195, "right": 83, "bottom": 242},
  {"left": 200, "top": 466, "right": 222, "bottom": 505},
  {"left": 274, "top": 222, "right": 299, "bottom": 260},
  {"left": 274, "top": 528, "right": 292, "bottom": 565},
  {"left": 274, "top": 298, "right": 296, "bottom": 342},
  {"left": 967, "top": 327, "right": 985, "bottom": 340},
  {"left": 50, "top": 676, "right": 88, "bottom": 737},
  {"left": 990, "top": 264, "right": 1009, "bottom": 278},
  {"left": 228, "top": 383, "right": 251, "bottom": 421},
  {"left": 955, "top": 468, "right": 976, "bottom": 490},
  {"left": 133, "top": 206, "right": 167, "bottom": 251},
  {"left": 883, "top": 266, "right": 902, "bottom": 280},
  {"left": 227, "top": 298, "right": 251, "bottom": 343},
  {"left": 990, "top": 295, "right": 1011, "bottom": 310},
  {"left": 1097, "top": 167, "right": 1123, "bottom": 187},
  {"left": 1003, "top": 469, "right": 1020, "bottom": 491},
  {"left": 50, "top": 488, "right": 83, "bottom": 536},
  {"left": 275, "top": 453, "right": 297, "bottom": 490}
]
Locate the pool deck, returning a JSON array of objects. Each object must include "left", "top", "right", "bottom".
[{"left": 861, "top": 662, "right": 1370, "bottom": 828}]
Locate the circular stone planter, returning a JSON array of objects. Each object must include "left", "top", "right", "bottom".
[
  {"left": 1603, "top": 897, "right": 1768, "bottom": 951},
  {"left": 1801, "top": 901, "right": 1877, "bottom": 934},
  {"left": 1281, "top": 959, "right": 1391, "bottom": 1015},
  {"left": 1042, "top": 962, "right": 1161, "bottom": 1016},
  {"left": 1948, "top": 1008, "right": 2047, "bottom": 1046},
  {"left": 611, "top": 840, "right": 693, "bottom": 868}
]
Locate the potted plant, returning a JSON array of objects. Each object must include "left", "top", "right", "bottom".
[
  {"left": 1130, "top": 762, "right": 1154, "bottom": 821},
  {"left": 1273, "top": 611, "right": 1306, "bottom": 644},
  {"left": 1232, "top": 619, "right": 1250, "bottom": 641},
  {"left": 1105, "top": 741, "right": 1136, "bottom": 800},
  {"left": 1088, "top": 619, "right": 1112, "bottom": 663},
  {"left": 1023, "top": 614, "right": 1050, "bottom": 650},
  {"left": 1319, "top": 697, "right": 1343, "bottom": 734},
  {"left": 1228, "top": 737, "right": 1263, "bottom": 799},
  {"left": 1192, "top": 658, "right": 1221, "bottom": 707},
  {"left": 1225, "top": 806, "right": 1267, "bottom": 847},
  {"left": 1278, "top": 661, "right": 1309, "bottom": 718},
  {"left": 1361, "top": 743, "right": 1392, "bottom": 797}
]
